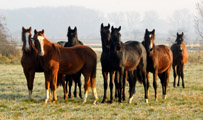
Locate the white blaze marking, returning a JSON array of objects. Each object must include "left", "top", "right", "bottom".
[
  {"left": 37, "top": 36, "right": 44, "bottom": 56},
  {"left": 25, "top": 33, "right": 30, "bottom": 50}
]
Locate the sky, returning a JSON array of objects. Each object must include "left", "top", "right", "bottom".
[{"left": 0, "top": 0, "right": 198, "bottom": 19}]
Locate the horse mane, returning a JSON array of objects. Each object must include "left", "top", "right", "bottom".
[{"left": 52, "top": 43, "right": 62, "bottom": 58}]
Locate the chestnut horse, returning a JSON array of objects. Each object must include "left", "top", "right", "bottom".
[
  {"left": 21, "top": 27, "right": 67, "bottom": 100},
  {"left": 33, "top": 29, "right": 98, "bottom": 104},
  {"left": 171, "top": 32, "right": 188, "bottom": 88},
  {"left": 64, "top": 26, "right": 83, "bottom": 99},
  {"left": 142, "top": 29, "right": 173, "bottom": 101},
  {"left": 110, "top": 26, "right": 148, "bottom": 103},
  {"left": 100, "top": 23, "right": 118, "bottom": 103}
]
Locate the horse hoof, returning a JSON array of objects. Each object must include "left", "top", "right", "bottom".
[
  {"left": 68, "top": 94, "right": 71, "bottom": 98},
  {"left": 92, "top": 100, "right": 97, "bottom": 105},
  {"left": 108, "top": 100, "right": 113, "bottom": 104},
  {"left": 145, "top": 99, "right": 148, "bottom": 103},
  {"left": 101, "top": 99, "right": 107, "bottom": 103},
  {"left": 52, "top": 100, "right": 57, "bottom": 103}
]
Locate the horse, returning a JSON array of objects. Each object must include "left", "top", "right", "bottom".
[
  {"left": 171, "top": 32, "right": 188, "bottom": 88},
  {"left": 100, "top": 23, "right": 119, "bottom": 103},
  {"left": 21, "top": 27, "right": 67, "bottom": 101},
  {"left": 33, "top": 29, "right": 98, "bottom": 104},
  {"left": 110, "top": 26, "right": 148, "bottom": 103},
  {"left": 64, "top": 26, "right": 83, "bottom": 99},
  {"left": 142, "top": 29, "right": 173, "bottom": 101}
]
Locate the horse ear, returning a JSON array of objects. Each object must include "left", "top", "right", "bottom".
[
  {"left": 111, "top": 26, "right": 114, "bottom": 31},
  {"left": 68, "top": 26, "right": 71, "bottom": 31},
  {"left": 177, "top": 32, "right": 179, "bottom": 36},
  {"left": 29, "top": 27, "right": 32, "bottom": 32},
  {"left": 145, "top": 29, "right": 148, "bottom": 33},
  {"left": 42, "top": 29, "right": 44, "bottom": 34},
  {"left": 34, "top": 29, "right": 37, "bottom": 34},
  {"left": 182, "top": 32, "right": 184, "bottom": 36},
  {"left": 152, "top": 29, "right": 155, "bottom": 34},
  {"left": 74, "top": 26, "right": 77, "bottom": 32},
  {"left": 118, "top": 26, "right": 121, "bottom": 31},
  {"left": 101, "top": 23, "right": 104, "bottom": 29},
  {"left": 22, "top": 26, "right": 25, "bottom": 31},
  {"left": 108, "top": 23, "right": 110, "bottom": 29}
]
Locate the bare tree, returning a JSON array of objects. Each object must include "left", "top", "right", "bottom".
[{"left": 194, "top": 1, "right": 203, "bottom": 41}]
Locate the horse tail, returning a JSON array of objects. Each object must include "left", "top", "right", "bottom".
[{"left": 57, "top": 74, "right": 64, "bottom": 87}]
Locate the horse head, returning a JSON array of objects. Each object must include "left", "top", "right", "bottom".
[
  {"left": 144, "top": 29, "right": 155, "bottom": 52},
  {"left": 67, "top": 26, "right": 79, "bottom": 47},
  {"left": 100, "top": 23, "right": 111, "bottom": 50},
  {"left": 33, "top": 29, "right": 45, "bottom": 56},
  {"left": 22, "top": 26, "right": 32, "bottom": 52},
  {"left": 176, "top": 32, "right": 184, "bottom": 52},
  {"left": 110, "top": 26, "right": 122, "bottom": 51}
]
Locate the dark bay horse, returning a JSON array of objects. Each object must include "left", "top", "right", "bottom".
[
  {"left": 21, "top": 27, "right": 67, "bottom": 101},
  {"left": 33, "top": 29, "right": 98, "bottom": 104},
  {"left": 100, "top": 23, "right": 118, "bottom": 103},
  {"left": 142, "top": 29, "right": 173, "bottom": 101},
  {"left": 171, "top": 32, "right": 188, "bottom": 88},
  {"left": 64, "top": 26, "right": 83, "bottom": 99},
  {"left": 110, "top": 26, "right": 148, "bottom": 103}
]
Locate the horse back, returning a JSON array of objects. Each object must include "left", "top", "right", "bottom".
[
  {"left": 150, "top": 45, "right": 173, "bottom": 73},
  {"left": 58, "top": 45, "right": 96, "bottom": 74}
]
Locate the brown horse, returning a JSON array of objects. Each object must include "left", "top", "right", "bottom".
[
  {"left": 33, "top": 29, "right": 98, "bottom": 104},
  {"left": 171, "top": 32, "right": 188, "bottom": 88},
  {"left": 142, "top": 29, "right": 173, "bottom": 101},
  {"left": 21, "top": 27, "right": 67, "bottom": 100}
]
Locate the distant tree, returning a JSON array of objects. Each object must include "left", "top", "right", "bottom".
[
  {"left": 0, "top": 16, "right": 19, "bottom": 57},
  {"left": 194, "top": 0, "right": 203, "bottom": 42}
]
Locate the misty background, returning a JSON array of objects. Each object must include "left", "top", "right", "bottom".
[{"left": 0, "top": 6, "right": 199, "bottom": 44}]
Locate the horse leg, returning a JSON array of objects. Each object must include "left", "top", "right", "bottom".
[
  {"left": 109, "top": 71, "right": 115, "bottom": 103},
  {"left": 68, "top": 75, "right": 72, "bottom": 98},
  {"left": 91, "top": 70, "right": 98, "bottom": 105},
  {"left": 153, "top": 70, "right": 158, "bottom": 101},
  {"left": 158, "top": 73, "right": 166, "bottom": 100},
  {"left": 128, "top": 71, "right": 134, "bottom": 104},
  {"left": 44, "top": 72, "right": 51, "bottom": 104},
  {"left": 122, "top": 70, "right": 127, "bottom": 101},
  {"left": 118, "top": 68, "right": 124, "bottom": 103},
  {"left": 114, "top": 71, "right": 118, "bottom": 99},
  {"left": 143, "top": 71, "right": 149, "bottom": 103},
  {"left": 61, "top": 74, "right": 68, "bottom": 100},
  {"left": 78, "top": 73, "right": 82, "bottom": 99},
  {"left": 74, "top": 78, "right": 77, "bottom": 98},
  {"left": 173, "top": 65, "right": 177, "bottom": 87},
  {"left": 181, "top": 64, "right": 185, "bottom": 88},
  {"left": 102, "top": 71, "right": 108, "bottom": 103},
  {"left": 24, "top": 69, "right": 35, "bottom": 100},
  {"left": 164, "top": 67, "right": 171, "bottom": 100},
  {"left": 82, "top": 74, "right": 91, "bottom": 104},
  {"left": 177, "top": 66, "right": 180, "bottom": 86},
  {"left": 51, "top": 70, "right": 58, "bottom": 103}
]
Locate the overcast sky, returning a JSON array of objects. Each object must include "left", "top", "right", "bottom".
[{"left": 0, "top": 0, "right": 198, "bottom": 19}]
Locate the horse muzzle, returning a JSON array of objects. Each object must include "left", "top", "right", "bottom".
[{"left": 39, "top": 51, "right": 45, "bottom": 56}]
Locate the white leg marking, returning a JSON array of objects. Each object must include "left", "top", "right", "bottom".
[
  {"left": 128, "top": 96, "right": 134, "bottom": 104},
  {"left": 82, "top": 91, "right": 88, "bottom": 104},
  {"left": 145, "top": 99, "right": 148, "bottom": 103},
  {"left": 44, "top": 89, "right": 49, "bottom": 103},
  {"left": 163, "top": 95, "right": 167, "bottom": 100},
  {"left": 92, "top": 88, "right": 98, "bottom": 105}
]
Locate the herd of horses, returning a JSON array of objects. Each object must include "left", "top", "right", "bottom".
[{"left": 21, "top": 23, "right": 188, "bottom": 104}]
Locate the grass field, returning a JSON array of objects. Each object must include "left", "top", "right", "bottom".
[{"left": 0, "top": 51, "right": 202, "bottom": 120}]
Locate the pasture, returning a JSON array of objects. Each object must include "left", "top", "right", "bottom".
[{"left": 0, "top": 50, "right": 202, "bottom": 120}]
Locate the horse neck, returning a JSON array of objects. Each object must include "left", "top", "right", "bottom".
[
  {"left": 101, "top": 38, "right": 110, "bottom": 52},
  {"left": 22, "top": 39, "right": 38, "bottom": 55},
  {"left": 43, "top": 38, "right": 53, "bottom": 52}
]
